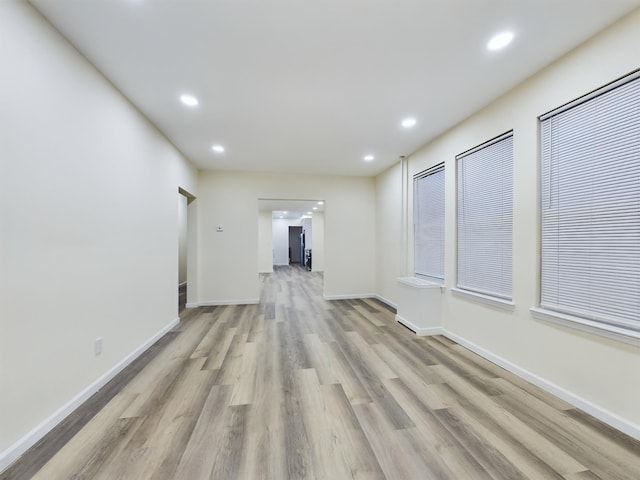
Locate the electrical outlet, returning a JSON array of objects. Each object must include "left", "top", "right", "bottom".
[{"left": 95, "top": 337, "right": 103, "bottom": 356}]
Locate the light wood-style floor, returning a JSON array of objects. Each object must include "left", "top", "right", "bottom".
[{"left": 4, "top": 266, "right": 639, "bottom": 479}]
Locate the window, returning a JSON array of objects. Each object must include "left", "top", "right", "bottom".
[
  {"left": 414, "top": 164, "right": 445, "bottom": 281},
  {"left": 456, "top": 132, "right": 513, "bottom": 301},
  {"left": 538, "top": 72, "right": 640, "bottom": 337}
]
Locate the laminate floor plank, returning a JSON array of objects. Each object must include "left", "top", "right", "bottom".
[
  {"left": 200, "top": 326, "right": 237, "bottom": 371},
  {"left": 563, "top": 408, "right": 640, "bottom": 455},
  {"left": 5, "top": 265, "right": 639, "bottom": 480},
  {"left": 303, "top": 334, "right": 371, "bottom": 405},
  {"left": 321, "top": 384, "right": 387, "bottom": 480},
  {"left": 361, "top": 298, "right": 397, "bottom": 323},
  {"left": 246, "top": 313, "right": 265, "bottom": 343},
  {"left": 344, "top": 331, "right": 398, "bottom": 380},
  {"left": 381, "top": 377, "right": 494, "bottom": 479},
  {"left": 444, "top": 378, "right": 588, "bottom": 476},
  {"left": 107, "top": 358, "right": 217, "bottom": 480},
  {"left": 352, "top": 303, "right": 388, "bottom": 328},
  {"left": 294, "top": 368, "right": 337, "bottom": 480},
  {"left": 119, "top": 315, "right": 216, "bottom": 418},
  {"left": 88, "top": 417, "right": 148, "bottom": 480},
  {"left": 190, "top": 310, "right": 231, "bottom": 358},
  {"left": 329, "top": 338, "right": 414, "bottom": 428},
  {"left": 0, "top": 328, "right": 178, "bottom": 480},
  {"left": 426, "top": 364, "right": 588, "bottom": 477},
  {"left": 325, "top": 340, "right": 373, "bottom": 404},
  {"left": 353, "top": 402, "right": 434, "bottom": 480},
  {"left": 229, "top": 340, "right": 259, "bottom": 406},
  {"left": 447, "top": 342, "right": 574, "bottom": 411},
  {"left": 278, "top": 311, "right": 313, "bottom": 370},
  {"left": 214, "top": 332, "right": 249, "bottom": 386},
  {"left": 172, "top": 385, "right": 232, "bottom": 480},
  {"left": 340, "top": 308, "right": 386, "bottom": 345},
  {"left": 176, "top": 388, "right": 249, "bottom": 480},
  {"left": 374, "top": 325, "right": 441, "bottom": 369},
  {"left": 371, "top": 342, "right": 445, "bottom": 387},
  {"left": 236, "top": 321, "right": 287, "bottom": 480},
  {"left": 563, "top": 471, "right": 605, "bottom": 480},
  {"left": 434, "top": 407, "right": 530, "bottom": 480},
  {"left": 397, "top": 426, "right": 460, "bottom": 480},
  {"left": 492, "top": 378, "right": 640, "bottom": 475},
  {"left": 30, "top": 393, "right": 140, "bottom": 480},
  {"left": 426, "top": 336, "right": 502, "bottom": 380},
  {"left": 449, "top": 404, "right": 568, "bottom": 480},
  {"left": 494, "top": 393, "right": 640, "bottom": 480},
  {"left": 57, "top": 417, "right": 144, "bottom": 480},
  {"left": 208, "top": 404, "right": 248, "bottom": 480}
]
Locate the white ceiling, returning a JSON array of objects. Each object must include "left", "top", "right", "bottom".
[
  {"left": 259, "top": 199, "right": 325, "bottom": 219},
  {"left": 29, "top": 0, "right": 640, "bottom": 177}
]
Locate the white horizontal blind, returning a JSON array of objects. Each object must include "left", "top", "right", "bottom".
[
  {"left": 457, "top": 133, "right": 513, "bottom": 299},
  {"left": 414, "top": 164, "right": 445, "bottom": 280},
  {"left": 540, "top": 73, "right": 640, "bottom": 331}
]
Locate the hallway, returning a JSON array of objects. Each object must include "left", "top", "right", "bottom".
[{"left": 4, "top": 266, "right": 639, "bottom": 479}]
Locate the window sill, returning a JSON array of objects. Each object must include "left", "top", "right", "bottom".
[
  {"left": 451, "top": 288, "right": 515, "bottom": 311},
  {"left": 530, "top": 307, "right": 640, "bottom": 346},
  {"left": 397, "top": 277, "right": 444, "bottom": 290}
]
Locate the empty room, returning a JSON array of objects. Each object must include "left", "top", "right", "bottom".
[{"left": 1, "top": 1, "right": 639, "bottom": 479}]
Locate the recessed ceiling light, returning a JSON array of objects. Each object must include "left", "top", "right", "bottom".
[
  {"left": 401, "top": 117, "right": 417, "bottom": 128},
  {"left": 313, "top": 207, "right": 318, "bottom": 210},
  {"left": 180, "top": 94, "right": 198, "bottom": 107},
  {"left": 364, "top": 155, "right": 374, "bottom": 162},
  {"left": 283, "top": 211, "right": 288, "bottom": 214},
  {"left": 317, "top": 201, "right": 324, "bottom": 205},
  {"left": 487, "top": 31, "right": 514, "bottom": 51},
  {"left": 307, "top": 211, "right": 312, "bottom": 215},
  {"left": 211, "top": 145, "right": 225, "bottom": 153}
]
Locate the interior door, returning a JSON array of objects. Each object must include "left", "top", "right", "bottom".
[{"left": 288, "top": 226, "right": 303, "bottom": 264}]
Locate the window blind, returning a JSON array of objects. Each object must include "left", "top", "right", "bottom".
[
  {"left": 457, "top": 133, "right": 513, "bottom": 299},
  {"left": 540, "top": 72, "right": 640, "bottom": 332},
  {"left": 414, "top": 164, "right": 445, "bottom": 280}
]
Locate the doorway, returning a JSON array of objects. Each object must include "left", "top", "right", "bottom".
[
  {"left": 178, "top": 187, "right": 196, "bottom": 312},
  {"left": 258, "top": 199, "right": 325, "bottom": 273},
  {"left": 288, "top": 226, "right": 303, "bottom": 264}
]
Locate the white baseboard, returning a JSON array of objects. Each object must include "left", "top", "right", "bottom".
[
  {"left": 259, "top": 270, "right": 274, "bottom": 274},
  {"left": 197, "top": 299, "right": 260, "bottom": 306},
  {"left": 323, "top": 293, "right": 396, "bottom": 310},
  {"left": 186, "top": 299, "right": 260, "bottom": 308},
  {"left": 442, "top": 330, "right": 640, "bottom": 441},
  {"left": 395, "top": 314, "right": 444, "bottom": 336},
  {"left": 375, "top": 295, "right": 397, "bottom": 310},
  {"left": 0, "top": 317, "right": 180, "bottom": 473},
  {"left": 323, "top": 293, "right": 376, "bottom": 301}
]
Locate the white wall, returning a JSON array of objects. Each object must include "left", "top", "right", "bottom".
[
  {"left": 377, "top": 9, "right": 640, "bottom": 436},
  {"left": 197, "top": 171, "right": 375, "bottom": 303},
  {"left": 186, "top": 198, "right": 199, "bottom": 307},
  {"left": 301, "top": 217, "right": 313, "bottom": 250},
  {"left": 265, "top": 214, "right": 320, "bottom": 268},
  {"left": 271, "top": 217, "right": 301, "bottom": 266},
  {"left": 375, "top": 163, "right": 403, "bottom": 307},
  {"left": 0, "top": 1, "right": 198, "bottom": 464},
  {"left": 311, "top": 212, "right": 325, "bottom": 272},
  {"left": 258, "top": 211, "right": 273, "bottom": 273},
  {"left": 178, "top": 194, "right": 188, "bottom": 284}
]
